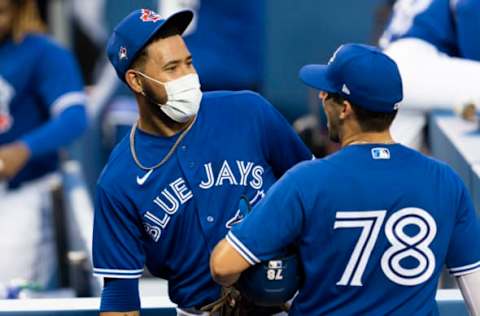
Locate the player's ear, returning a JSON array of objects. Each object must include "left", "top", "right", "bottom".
[
  {"left": 125, "top": 69, "right": 145, "bottom": 95},
  {"left": 339, "top": 100, "right": 352, "bottom": 120}
]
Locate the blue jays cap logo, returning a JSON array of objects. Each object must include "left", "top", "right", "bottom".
[
  {"left": 118, "top": 46, "right": 128, "bottom": 61},
  {"left": 140, "top": 9, "right": 162, "bottom": 23}
]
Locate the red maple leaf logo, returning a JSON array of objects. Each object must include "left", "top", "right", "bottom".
[{"left": 140, "top": 9, "right": 161, "bottom": 23}]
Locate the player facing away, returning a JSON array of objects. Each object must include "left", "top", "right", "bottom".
[
  {"left": 380, "top": 0, "right": 480, "bottom": 112},
  {"left": 92, "top": 8, "right": 312, "bottom": 316},
  {"left": 210, "top": 44, "right": 480, "bottom": 315}
]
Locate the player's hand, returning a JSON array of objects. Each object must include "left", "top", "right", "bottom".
[{"left": 0, "top": 142, "right": 31, "bottom": 180}]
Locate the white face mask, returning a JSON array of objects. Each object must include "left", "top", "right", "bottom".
[{"left": 137, "top": 72, "right": 203, "bottom": 123}]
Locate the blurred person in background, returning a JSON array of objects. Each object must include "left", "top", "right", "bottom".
[
  {"left": 0, "top": 0, "right": 87, "bottom": 290},
  {"left": 380, "top": 0, "right": 480, "bottom": 118},
  {"left": 165, "top": 0, "right": 265, "bottom": 92}
]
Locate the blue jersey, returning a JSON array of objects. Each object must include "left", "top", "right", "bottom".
[
  {"left": 0, "top": 34, "right": 85, "bottom": 187},
  {"left": 380, "top": 0, "right": 480, "bottom": 60},
  {"left": 92, "top": 91, "right": 311, "bottom": 308},
  {"left": 230, "top": 144, "right": 480, "bottom": 315}
]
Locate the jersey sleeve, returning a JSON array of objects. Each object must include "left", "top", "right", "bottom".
[
  {"left": 34, "top": 39, "right": 86, "bottom": 116},
  {"left": 228, "top": 168, "right": 304, "bottom": 264},
  {"left": 445, "top": 181, "right": 480, "bottom": 276},
  {"left": 92, "top": 184, "right": 145, "bottom": 279},
  {"left": 254, "top": 93, "right": 312, "bottom": 178},
  {"left": 454, "top": 0, "right": 480, "bottom": 60}
]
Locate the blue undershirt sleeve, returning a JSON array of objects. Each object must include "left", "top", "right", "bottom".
[
  {"left": 20, "top": 105, "right": 87, "bottom": 158},
  {"left": 100, "top": 278, "right": 140, "bottom": 312}
]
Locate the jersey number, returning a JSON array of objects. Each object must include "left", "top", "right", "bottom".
[{"left": 334, "top": 208, "right": 437, "bottom": 287}]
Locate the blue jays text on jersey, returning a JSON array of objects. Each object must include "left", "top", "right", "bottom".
[
  {"left": 92, "top": 91, "right": 311, "bottom": 308},
  {"left": 0, "top": 34, "right": 85, "bottom": 187},
  {"left": 380, "top": 0, "right": 480, "bottom": 60},
  {"left": 230, "top": 143, "right": 480, "bottom": 315}
]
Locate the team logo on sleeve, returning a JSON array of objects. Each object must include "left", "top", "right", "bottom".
[
  {"left": 140, "top": 9, "right": 162, "bottom": 23},
  {"left": 0, "top": 76, "right": 14, "bottom": 134},
  {"left": 371, "top": 147, "right": 390, "bottom": 160}
]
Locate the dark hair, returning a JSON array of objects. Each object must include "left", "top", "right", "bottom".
[
  {"left": 326, "top": 92, "right": 397, "bottom": 132},
  {"left": 10, "top": 0, "right": 46, "bottom": 42},
  {"left": 130, "top": 26, "right": 182, "bottom": 71}
]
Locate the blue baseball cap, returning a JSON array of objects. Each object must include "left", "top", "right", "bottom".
[
  {"left": 299, "top": 44, "right": 403, "bottom": 113},
  {"left": 107, "top": 9, "right": 193, "bottom": 82}
]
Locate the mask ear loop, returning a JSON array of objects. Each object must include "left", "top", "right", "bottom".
[
  {"left": 135, "top": 71, "right": 166, "bottom": 86},
  {"left": 134, "top": 71, "right": 166, "bottom": 105}
]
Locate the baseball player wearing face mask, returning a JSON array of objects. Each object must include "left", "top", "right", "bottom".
[{"left": 92, "top": 9, "right": 312, "bottom": 315}]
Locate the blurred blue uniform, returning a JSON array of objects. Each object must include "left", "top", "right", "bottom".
[
  {"left": 182, "top": 0, "right": 264, "bottom": 90},
  {"left": 230, "top": 143, "right": 480, "bottom": 315},
  {"left": 0, "top": 34, "right": 86, "bottom": 187},
  {"left": 380, "top": 0, "right": 480, "bottom": 60},
  {"left": 0, "top": 33, "right": 86, "bottom": 288},
  {"left": 92, "top": 91, "right": 311, "bottom": 308}
]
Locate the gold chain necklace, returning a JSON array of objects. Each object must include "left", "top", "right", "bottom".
[{"left": 129, "top": 116, "right": 197, "bottom": 171}]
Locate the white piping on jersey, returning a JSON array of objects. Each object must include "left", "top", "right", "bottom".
[
  {"left": 451, "top": 265, "right": 480, "bottom": 277},
  {"left": 93, "top": 273, "right": 143, "bottom": 279},
  {"left": 226, "top": 231, "right": 260, "bottom": 265},
  {"left": 226, "top": 234, "right": 255, "bottom": 265},
  {"left": 449, "top": 260, "right": 480, "bottom": 276},
  {"left": 50, "top": 91, "right": 86, "bottom": 116},
  {"left": 93, "top": 267, "right": 144, "bottom": 274},
  {"left": 450, "top": 260, "right": 480, "bottom": 272}
]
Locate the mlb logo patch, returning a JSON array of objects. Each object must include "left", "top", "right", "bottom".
[
  {"left": 268, "top": 260, "right": 283, "bottom": 269},
  {"left": 371, "top": 147, "right": 390, "bottom": 160},
  {"left": 140, "top": 9, "right": 162, "bottom": 23}
]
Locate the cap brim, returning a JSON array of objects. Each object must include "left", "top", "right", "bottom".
[
  {"left": 299, "top": 64, "right": 337, "bottom": 92},
  {"left": 158, "top": 10, "right": 194, "bottom": 36}
]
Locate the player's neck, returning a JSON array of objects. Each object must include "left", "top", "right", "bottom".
[
  {"left": 341, "top": 130, "right": 395, "bottom": 147},
  {"left": 137, "top": 103, "right": 192, "bottom": 137}
]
